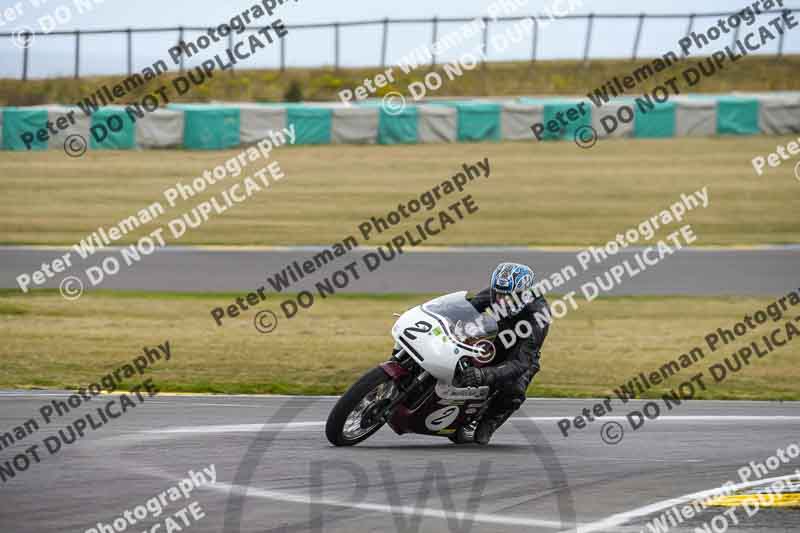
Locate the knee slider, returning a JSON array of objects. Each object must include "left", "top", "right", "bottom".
[{"left": 511, "top": 396, "right": 524, "bottom": 410}]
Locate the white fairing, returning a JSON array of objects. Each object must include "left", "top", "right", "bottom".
[{"left": 391, "top": 291, "right": 492, "bottom": 384}]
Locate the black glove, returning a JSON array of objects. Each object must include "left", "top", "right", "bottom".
[{"left": 460, "top": 367, "right": 485, "bottom": 387}]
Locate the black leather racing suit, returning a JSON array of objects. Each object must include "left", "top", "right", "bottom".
[{"left": 468, "top": 287, "right": 550, "bottom": 415}]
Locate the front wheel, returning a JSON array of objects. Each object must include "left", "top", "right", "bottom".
[{"left": 326, "top": 367, "right": 397, "bottom": 446}]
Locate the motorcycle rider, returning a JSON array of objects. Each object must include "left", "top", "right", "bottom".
[{"left": 459, "top": 262, "right": 550, "bottom": 445}]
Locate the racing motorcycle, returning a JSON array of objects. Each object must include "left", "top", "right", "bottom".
[{"left": 325, "top": 291, "right": 500, "bottom": 446}]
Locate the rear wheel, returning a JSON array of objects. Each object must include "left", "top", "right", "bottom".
[{"left": 326, "top": 367, "right": 398, "bottom": 446}]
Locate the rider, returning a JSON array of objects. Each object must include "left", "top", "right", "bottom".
[{"left": 460, "top": 262, "right": 550, "bottom": 445}]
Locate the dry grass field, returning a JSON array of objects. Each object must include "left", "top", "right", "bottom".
[
  {"left": 1, "top": 290, "right": 797, "bottom": 399},
  {"left": 0, "top": 136, "right": 798, "bottom": 247}
]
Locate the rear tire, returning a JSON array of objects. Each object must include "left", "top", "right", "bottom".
[{"left": 326, "top": 367, "right": 396, "bottom": 446}]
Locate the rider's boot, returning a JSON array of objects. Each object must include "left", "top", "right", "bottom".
[
  {"left": 448, "top": 421, "right": 476, "bottom": 444},
  {"left": 474, "top": 408, "right": 513, "bottom": 445}
]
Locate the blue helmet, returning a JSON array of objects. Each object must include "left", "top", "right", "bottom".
[{"left": 490, "top": 262, "right": 535, "bottom": 308}]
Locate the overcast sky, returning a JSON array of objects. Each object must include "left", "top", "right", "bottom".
[{"left": 1, "top": 0, "right": 799, "bottom": 79}]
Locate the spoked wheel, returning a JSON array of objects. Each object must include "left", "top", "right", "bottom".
[{"left": 326, "top": 367, "right": 398, "bottom": 446}]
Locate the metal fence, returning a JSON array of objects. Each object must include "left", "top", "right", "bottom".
[{"left": 2, "top": 9, "right": 798, "bottom": 81}]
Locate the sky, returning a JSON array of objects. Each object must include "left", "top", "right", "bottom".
[{"left": 1, "top": 0, "right": 799, "bottom": 79}]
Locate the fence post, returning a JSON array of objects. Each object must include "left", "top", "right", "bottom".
[
  {"left": 178, "top": 26, "right": 185, "bottom": 73},
  {"left": 381, "top": 18, "right": 389, "bottom": 68},
  {"left": 228, "top": 30, "right": 234, "bottom": 74},
  {"left": 778, "top": 26, "right": 785, "bottom": 58},
  {"left": 280, "top": 32, "right": 286, "bottom": 71},
  {"left": 583, "top": 13, "right": 594, "bottom": 66},
  {"left": 431, "top": 16, "right": 438, "bottom": 66},
  {"left": 334, "top": 22, "right": 340, "bottom": 71},
  {"left": 126, "top": 28, "right": 132, "bottom": 75},
  {"left": 531, "top": 16, "right": 538, "bottom": 63},
  {"left": 632, "top": 14, "right": 645, "bottom": 61},
  {"left": 74, "top": 30, "right": 80, "bottom": 79},
  {"left": 732, "top": 18, "right": 740, "bottom": 51},
  {"left": 22, "top": 31, "right": 30, "bottom": 81},
  {"left": 683, "top": 14, "right": 695, "bottom": 57},
  {"left": 482, "top": 17, "right": 489, "bottom": 67}
]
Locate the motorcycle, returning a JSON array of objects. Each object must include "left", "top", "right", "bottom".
[{"left": 325, "top": 291, "right": 500, "bottom": 446}]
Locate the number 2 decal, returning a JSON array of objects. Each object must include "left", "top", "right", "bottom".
[
  {"left": 425, "top": 406, "right": 460, "bottom": 430},
  {"left": 403, "top": 320, "right": 432, "bottom": 340}
]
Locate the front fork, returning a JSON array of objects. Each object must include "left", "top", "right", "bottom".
[{"left": 376, "top": 347, "right": 431, "bottom": 423}]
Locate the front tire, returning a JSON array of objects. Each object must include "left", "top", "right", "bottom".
[{"left": 326, "top": 367, "right": 397, "bottom": 446}]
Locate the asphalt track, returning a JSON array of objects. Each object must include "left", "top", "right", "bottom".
[
  {"left": 2, "top": 245, "right": 799, "bottom": 295},
  {"left": 1, "top": 392, "right": 798, "bottom": 533}
]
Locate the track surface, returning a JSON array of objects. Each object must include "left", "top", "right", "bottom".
[
  {"left": 0, "top": 393, "right": 798, "bottom": 532},
  {"left": 2, "top": 246, "right": 799, "bottom": 295}
]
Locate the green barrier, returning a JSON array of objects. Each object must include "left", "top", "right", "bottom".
[
  {"left": 634, "top": 101, "right": 675, "bottom": 138},
  {"left": 717, "top": 98, "right": 759, "bottom": 135},
  {"left": 183, "top": 107, "right": 241, "bottom": 150},
  {"left": 541, "top": 102, "right": 592, "bottom": 141},
  {"left": 378, "top": 107, "right": 418, "bottom": 144},
  {"left": 455, "top": 103, "right": 501, "bottom": 142},
  {"left": 2, "top": 108, "right": 49, "bottom": 151},
  {"left": 287, "top": 107, "right": 332, "bottom": 145},
  {"left": 90, "top": 108, "right": 136, "bottom": 150}
]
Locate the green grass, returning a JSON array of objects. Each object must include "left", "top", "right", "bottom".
[
  {"left": 1, "top": 137, "right": 798, "bottom": 247},
  {"left": 2, "top": 56, "right": 799, "bottom": 106},
  {"left": 1, "top": 290, "right": 798, "bottom": 400}
]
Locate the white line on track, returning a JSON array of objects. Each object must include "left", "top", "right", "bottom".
[
  {"left": 142, "top": 422, "right": 324, "bottom": 434},
  {"left": 136, "top": 415, "right": 800, "bottom": 436},
  {"left": 0, "top": 392, "right": 342, "bottom": 399},
  {"left": 556, "top": 455, "right": 704, "bottom": 464},
  {"left": 200, "top": 479, "right": 583, "bottom": 531},
  {"left": 554, "top": 472, "right": 800, "bottom": 533},
  {"left": 125, "top": 462, "right": 600, "bottom": 531},
  {"left": 146, "top": 402, "right": 268, "bottom": 408},
  {"left": 517, "top": 415, "right": 800, "bottom": 422},
  {"left": 114, "top": 416, "right": 799, "bottom": 533}
]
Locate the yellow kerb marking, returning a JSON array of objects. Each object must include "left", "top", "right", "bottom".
[{"left": 707, "top": 493, "right": 800, "bottom": 508}]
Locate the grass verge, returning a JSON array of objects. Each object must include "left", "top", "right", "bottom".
[
  {"left": 1, "top": 290, "right": 797, "bottom": 400},
  {"left": 2, "top": 56, "right": 799, "bottom": 106},
  {"left": 1, "top": 137, "right": 798, "bottom": 247}
]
